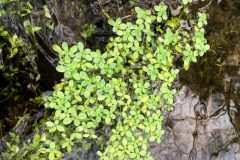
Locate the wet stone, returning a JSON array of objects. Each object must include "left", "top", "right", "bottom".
[{"left": 150, "top": 86, "right": 240, "bottom": 160}]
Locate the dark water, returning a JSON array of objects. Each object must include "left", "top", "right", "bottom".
[
  {"left": 0, "top": 0, "right": 240, "bottom": 159},
  {"left": 158, "top": 0, "right": 240, "bottom": 159}
]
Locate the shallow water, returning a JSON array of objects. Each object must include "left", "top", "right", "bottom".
[
  {"left": 0, "top": 0, "right": 240, "bottom": 159},
  {"left": 163, "top": 0, "right": 240, "bottom": 159}
]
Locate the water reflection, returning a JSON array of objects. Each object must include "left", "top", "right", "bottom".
[{"left": 154, "top": 0, "right": 240, "bottom": 159}]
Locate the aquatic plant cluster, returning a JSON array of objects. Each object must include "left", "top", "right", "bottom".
[
  {"left": 43, "top": 2, "right": 209, "bottom": 160},
  {"left": 0, "top": 27, "right": 24, "bottom": 105},
  {"left": 0, "top": 0, "right": 33, "bottom": 17},
  {"left": 0, "top": 26, "right": 39, "bottom": 106},
  {"left": 1, "top": 1, "right": 209, "bottom": 160}
]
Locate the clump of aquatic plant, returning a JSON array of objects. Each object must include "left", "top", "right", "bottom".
[
  {"left": 1, "top": 1, "right": 209, "bottom": 160},
  {"left": 0, "top": 27, "right": 32, "bottom": 102},
  {"left": 0, "top": 0, "right": 33, "bottom": 17}
]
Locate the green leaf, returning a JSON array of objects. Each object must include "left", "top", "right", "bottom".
[
  {"left": 128, "top": 36, "right": 134, "bottom": 42},
  {"left": 46, "top": 121, "right": 54, "bottom": 127},
  {"left": 76, "top": 126, "right": 83, "bottom": 132},
  {"left": 62, "top": 142, "right": 68, "bottom": 148},
  {"left": 140, "top": 150, "right": 147, "bottom": 156},
  {"left": 149, "top": 136, "right": 155, "bottom": 142},
  {"left": 142, "top": 144, "right": 147, "bottom": 150},
  {"left": 108, "top": 19, "right": 115, "bottom": 25},
  {"left": 70, "top": 45, "right": 78, "bottom": 53},
  {"left": 57, "top": 125, "right": 65, "bottom": 132},
  {"left": 83, "top": 134, "right": 89, "bottom": 138},
  {"left": 70, "top": 133, "right": 82, "bottom": 140},
  {"left": 74, "top": 119, "right": 80, "bottom": 126},
  {"left": 87, "top": 122, "right": 94, "bottom": 128},
  {"left": 57, "top": 91, "right": 64, "bottom": 98},
  {"left": 145, "top": 126, "right": 150, "bottom": 133},
  {"left": 105, "top": 117, "right": 111, "bottom": 124},
  {"left": 64, "top": 70, "right": 72, "bottom": 78},
  {"left": 129, "top": 153, "right": 137, "bottom": 158},
  {"left": 84, "top": 90, "right": 90, "bottom": 98},
  {"left": 136, "top": 19, "right": 144, "bottom": 24},
  {"left": 62, "top": 42, "right": 68, "bottom": 51},
  {"left": 49, "top": 152, "right": 55, "bottom": 160},
  {"left": 96, "top": 151, "right": 103, "bottom": 156},
  {"left": 77, "top": 42, "right": 84, "bottom": 51},
  {"left": 122, "top": 138, "right": 127, "bottom": 146},
  {"left": 79, "top": 71, "right": 89, "bottom": 80},
  {"left": 63, "top": 118, "right": 73, "bottom": 125},
  {"left": 182, "top": 0, "right": 192, "bottom": 5},
  {"left": 69, "top": 80, "right": 74, "bottom": 87},
  {"left": 79, "top": 113, "right": 87, "bottom": 120},
  {"left": 132, "top": 52, "right": 138, "bottom": 59},
  {"left": 141, "top": 95, "right": 149, "bottom": 102},
  {"left": 56, "top": 65, "right": 66, "bottom": 72},
  {"left": 117, "top": 30, "right": 123, "bottom": 36},
  {"left": 110, "top": 135, "right": 117, "bottom": 141},
  {"left": 108, "top": 146, "right": 115, "bottom": 153},
  {"left": 130, "top": 110, "right": 136, "bottom": 115},
  {"left": 85, "top": 55, "right": 92, "bottom": 61},
  {"left": 69, "top": 108, "right": 77, "bottom": 116},
  {"left": 73, "top": 72, "right": 81, "bottom": 80},
  {"left": 138, "top": 124, "right": 145, "bottom": 129},
  {"left": 126, "top": 131, "right": 132, "bottom": 137},
  {"left": 97, "top": 95, "right": 105, "bottom": 101},
  {"left": 119, "top": 24, "right": 127, "bottom": 30}
]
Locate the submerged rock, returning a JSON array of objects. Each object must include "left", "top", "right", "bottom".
[{"left": 151, "top": 86, "right": 240, "bottom": 160}]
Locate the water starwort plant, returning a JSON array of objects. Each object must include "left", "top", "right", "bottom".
[{"left": 1, "top": 2, "right": 210, "bottom": 160}]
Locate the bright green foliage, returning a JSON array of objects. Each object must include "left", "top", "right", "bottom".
[
  {"left": 42, "top": 2, "right": 209, "bottom": 160},
  {"left": 1, "top": 2, "right": 210, "bottom": 160},
  {"left": 182, "top": 0, "right": 193, "bottom": 5},
  {"left": 23, "top": 20, "right": 42, "bottom": 35}
]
